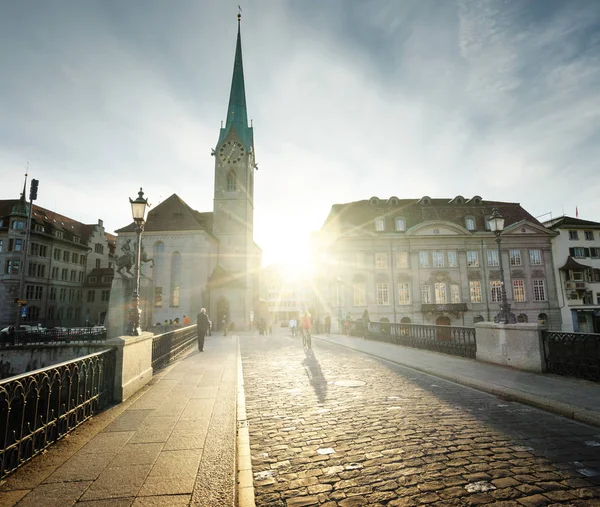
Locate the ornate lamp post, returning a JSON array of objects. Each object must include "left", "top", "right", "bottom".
[
  {"left": 127, "top": 188, "right": 149, "bottom": 336},
  {"left": 488, "top": 208, "right": 512, "bottom": 324}
]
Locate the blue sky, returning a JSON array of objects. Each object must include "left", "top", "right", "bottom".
[{"left": 1, "top": 0, "right": 599, "bottom": 266}]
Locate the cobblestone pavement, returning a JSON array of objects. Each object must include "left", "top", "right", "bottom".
[{"left": 240, "top": 334, "right": 600, "bottom": 506}]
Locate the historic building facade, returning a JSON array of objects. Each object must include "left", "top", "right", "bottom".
[
  {"left": 112, "top": 15, "right": 261, "bottom": 333},
  {"left": 0, "top": 190, "right": 115, "bottom": 328},
  {"left": 544, "top": 216, "right": 600, "bottom": 333},
  {"left": 312, "top": 196, "right": 561, "bottom": 331}
]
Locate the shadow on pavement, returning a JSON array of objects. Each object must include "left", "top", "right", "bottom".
[{"left": 303, "top": 347, "right": 327, "bottom": 404}]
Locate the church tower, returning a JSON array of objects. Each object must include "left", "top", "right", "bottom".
[{"left": 211, "top": 13, "right": 259, "bottom": 329}]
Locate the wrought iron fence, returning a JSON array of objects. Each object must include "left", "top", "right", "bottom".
[
  {"left": 0, "top": 327, "right": 107, "bottom": 347},
  {"left": 348, "top": 321, "right": 476, "bottom": 358},
  {"left": 542, "top": 330, "right": 600, "bottom": 382},
  {"left": 152, "top": 325, "right": 198, "bottom": 371},
  {"left": 0, "top": 348, "right": 116, "bottom": 479}
]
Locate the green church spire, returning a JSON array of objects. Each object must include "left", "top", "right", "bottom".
[{"left": 218, "top": 13, "right": 253, "bottom": 149}]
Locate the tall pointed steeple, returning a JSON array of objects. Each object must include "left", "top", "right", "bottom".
[{"left": 218, "top": 13, "right": 253, "bottom": 149}]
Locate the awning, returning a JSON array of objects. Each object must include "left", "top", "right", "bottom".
[{"left": 559, "top": 256, "right": 591, "bottom": 271}]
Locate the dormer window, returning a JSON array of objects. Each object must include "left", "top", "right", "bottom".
[
  {"left": 54, "top": 230, "right": 64, "bottom": 239},
  {"left": 369, "top": 196, "right": 380, "bottom": 206},
  {"left": 395, "top": 218, "right": 406, "bottom": 232},
  {"left": 418, "top": 196, "right": 432, "bottom": 205},
  {"left": 73, "top": 236, "right": 80, "bottom": 244},
  {"left": 465, "top": 217, "right": 476, "bottom": 231},
  {"left": 375, "top": 218, "right": 385, "bottom": 232},
  {"left": 388, "top": 196, "right": 399, "bottom": 206},
  {"left": 226, "top": 170, "right": 237, "bottom": 191}
]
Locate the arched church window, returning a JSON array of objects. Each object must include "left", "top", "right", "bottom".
[
  {"left": 170, "top": 252, "right": 181, "bottom": 308},
  {"left": 153, "top": 241, "right": 164, "bottom": 279},
  {"left": 227, "top": 170, "right": 237, "bottom": 192}
]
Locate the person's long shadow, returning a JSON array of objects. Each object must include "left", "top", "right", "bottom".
[{"left": 303, "top": 347, "right": 327, "bottom": 404}]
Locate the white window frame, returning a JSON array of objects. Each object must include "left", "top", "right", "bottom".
[
  {"left": 396, "top": 251, "right": 409, "bottom": 269},
  {"left": 353, "top": 283, "right": 366, "bottom": 306},
  {"left": 375, "top": 253, "right": 388, "bottom": 269},
  {"left": 509, "top": 249, "right": 521, "bottom": 266},
  {"left": 375, "top": 218, "right": 385, "bottom": 232},
  {"left": 529, "top": 249, "right": 542, "bottom": 265},
  {"left": 432, "top": 251, "right": 445, "bottom": 268},
  {"left": 513, "top": 279, "right": 525, "bottom": 302},
  {"left": 533, "top": 279, "right": 546, "bottom": 301},
  {"left": 569, "top": 230, "right": 579, "bottom": 240},
  {"left": 487, "top": 249, "right": 499, "bottom": 266},
  {"left": 450, "top": 285, "right": 460, "bottom": 303},
  {"left": 395, "top": 217, "right": 406, "bottom": 232},
  {"left": 490, "top": 280, "right": 502, "bottom": 303},
  {"left": 422, "top": 285, "right": 431, "bottom": 304},
  {"left": 584, "top": 231, "right": 594, "bottom": 241},
  {"left": 465, "top": 217, "right": 476, "bottom": 231},
  {"left": 467, "top": 251, "right": 479, "bottom": 267},
  {"left": 447, "top": 251, "right": 458, "bottom": 267},
  {"left": 470, "top": 281, "right": 482, "bottom": 303},
  {"left": 419, "top": 251, "right": 429, "bottom": 268},
  {"left": 377, "top": 283, "right": 389, "bottom": 305},
  {"left": 398, "top": 283, "right": 411, "bottom": 305},
  {"left": 435, "top": 283, "right": 447, "bottom": 304}
]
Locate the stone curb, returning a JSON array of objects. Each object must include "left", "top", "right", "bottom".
[
  {"left": 315, "top": 335, "right": 600, "bottom": 429},
  {"left": 236, "top": 339, "right": 255, "bottom": 507}
]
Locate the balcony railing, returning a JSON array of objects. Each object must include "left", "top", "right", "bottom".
[
  {"left": 0, "top": 327, "right": 107, "bottom": 347},
  {"left": 542, "top": 330, "right": 600, "bottom": 382},
  {"left": 0, "top": 348, "right": 116, "bottom": 479},
  {"left": 152, "top": 325, "right": 197, "bottom": 371}
]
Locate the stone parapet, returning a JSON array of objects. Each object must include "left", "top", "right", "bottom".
[
  {"left": 106, "top": 331, "right": 153, "bottom": 402},
  {"left": 475, "top": 322, "right": 546, "bottom": 372}
]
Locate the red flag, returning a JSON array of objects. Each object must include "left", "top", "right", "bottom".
[{"left": 576, "top": 206, "right": 579, "bottom": 218}]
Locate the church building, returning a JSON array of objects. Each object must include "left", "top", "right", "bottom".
[{"left": 112, "top": 15, "right": 261, "bottom": 332}]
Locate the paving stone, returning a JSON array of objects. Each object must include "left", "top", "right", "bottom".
[
  {"left": 14, "top": 481, "right": 92, "bottom": 507},
  {"left": 516, "top": 493, "right": 552, "bottom": 506}
]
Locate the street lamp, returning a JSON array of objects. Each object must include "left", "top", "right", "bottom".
[
  {"left": 488, "top": 208, "right": 513, "bottom": 324},
  {"left": 128, "top": 188, "right": 149, "bottom": 336}
]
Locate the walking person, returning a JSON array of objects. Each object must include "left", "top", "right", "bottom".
[
  {"left": 362, "top": 309, "right": 370, "bottom": 339},
  {"left": 196, "top": 308, "right": 210, "bottom": 352},
  {"left": 325, "top": 314, "right": 331, "bottom": 335},
  {"left": 222, "top": 315, "right": 228, "bottom": 336}
]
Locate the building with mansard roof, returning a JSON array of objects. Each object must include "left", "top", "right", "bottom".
[
  {"left": 111, "top": 15, "right": 261, "bottom": 333},
  {"left": 311, "top": 195, "right": 561, "bottom": 331},
  {"left": 0, "top": 189, "right": 115, "bottom": 328},
  {"left": 543, "top": 216, "right": 600, "bottom": 332}
]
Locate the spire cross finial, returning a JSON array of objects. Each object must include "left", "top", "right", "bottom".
[{"left": 238, "top": 5, "right": 242, "bottom": 22}]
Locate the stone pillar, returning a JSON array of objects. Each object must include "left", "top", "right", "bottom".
[
  {"left": 475, "top": 322, "right": 546, "bottom": 373},
  {"left": 106, "top": 277, "right": 132, "bottom": 339},
  {"left": 106, "top": 331, "right": 154, "bottom": 402}
]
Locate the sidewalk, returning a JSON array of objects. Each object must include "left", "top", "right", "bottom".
[
  {"left": 0, "top": 334, "right": 239, "bottom": 507},
  {"left": 316, "top": 333, "right": 600, "bottom": 428}
]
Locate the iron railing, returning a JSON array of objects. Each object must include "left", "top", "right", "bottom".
[
  {"left": 348, "top": 321, "right": 476, "bottom": 358},
  {"left": 542, "top": 330, "right": 600, "bottom": 382},
  {"left": 0, "top": 327, "right": 107, "bottom": 347},
  {"left": 152, "top": 325, "right": 197, "bottom": 371},
  {"left": 0, "top": 348, "right": 116, "bottom": 479}
]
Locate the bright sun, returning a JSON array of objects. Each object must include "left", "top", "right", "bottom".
[{"left": 263, "top": 241, "right": 313, "bottom": 280}]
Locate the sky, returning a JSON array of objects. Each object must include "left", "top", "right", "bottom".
[{"left": 1, "top": 0, "right": 600, "bottom": 267}]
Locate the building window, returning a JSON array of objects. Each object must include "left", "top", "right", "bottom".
[
  {"left": 61, "top": 268, "right": 68, "bottom": 280},
  {"left": 154, "top": 287, "right": 162, "bottom": 308},
  {"left": 72, "top": 253, "right": 78, "bottom": 264},
  {"left": 66, "top": 307, "right": 73, "bottom": 320},
  {"left": 13, "top": 239, "right": 23, "bottom": 252},
  {"left": 569, "top": 230, "right": 579, "bottom": 240},
  {"left": 513, "top": 280, "right": 525, "bottom": 302},
  {"left": 6, "top": 260, "right": 21, "bottom": 274},
  {"left": 533, "top": 279, "right": 546, "bottom": 301},
  {"left": 487, "top": 250, "right": 499, "bottom": 266},
  {"left": 49, "top": 287, "right": 57, "bottom": 301},
  {"left": 62, "top": 251, "right": 69, "bottom": 262},
  {"left": 102, "top": 275, "right": 113, "bottom": 283},
  {"left": 79, "top": 272, "right": 84, "bottom": 282},
  {"left": 591, "top": 248, "right": 600, "bottom": 258},
  {"left": 585, "top": 231, "right": 594, "bottom": 241},
  {"left": 447, "top": 251, "right": 457, "bottom": 267},
  {"left": 450, "top": 285, "right": 460, "bottom": 303},
  {"left": 81, "top": 256, "right": 86, "bottom": 265},
  {"left": 353, "top": 283, "right": 366, "bottom": 306},
  {"left": 374, "top": 218, "right": 385, "bottom": 232},
  {"left": 89, "top": 276, "right": 97, "bottom": 283},
  {"left": 87, "top": 290, "right": 95, "bottom": 303},
  {"left": 432, "top": 252, "right": 444, "bottom": 268},
  {"left": 0, "top": 239, "right": 3, "bottom": 252},
  {"left": 54, "top": 230, "right": 63, "bottom": 239},
  {"left": 376, "top": 283, "right": 389, "bottom": 305},
  {"left": 465, "top": 217, "right": 476, "bottom": 231},
  {"left": 395, "top": 218, "right": 406, "bottom": 231},
  {"left": 509, "top": 249, "right": 521, "bottom": 266},
  {"left": 95, "top": 259, "right": 101, "bottom": 268},
  {"left": 398, "top": 283, "right": 411, "bottom": 305},
  {"left": 226, "top": 170, "right": 237, "bottom": 191},
  {"left": 70, "top": 270, "right": 76, "bottom": 282},
  {"left": 422, "top": 285, "right": 431, "bottom": 304},
  {"left": 59, "top": 288, "right": 66, "bottom": 301},
  {"left": 470, "top": 281, "right": 482, "bottom": 303},
  {"left": 101, "top": 290, "right": 110, "bottom": 302},
  {"left": 396, "top": 251, "right": 409, "bottom": 269},
  {"left": 170, "top": 252, "right": 181, "bottom": 307},
  {"left": 375, "top": 253, "right": 388, "bottom": 269},
  {"left": 490, "top": 281, "right": 502, "bottom": 303},
  {"left": 419, "top": 251, "right": 429, "bottom": 268},
  {"left": 529, "top": 249, "right": 542, "bottom": 265},
  {"left": 94, "top": 243, "right": 104, "bottom": 254},
  {"left": 52, "top": 267, "right": 59, "bottom": 279},
  {"left": 12, "top": 220, "right": 24, "bottom": 230},
  {"left": 53, "top": 248, "right": 61, "bottom": 261},
  {"left": 434, "top": 283, "right": 447, "bottom": 304},
  {"left": 467, "top": 251, "right": 479, "bottom": 267}
]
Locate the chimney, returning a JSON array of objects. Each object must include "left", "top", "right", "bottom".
[{"left": 98, "top": 219, "right": 103, "bottom": 227}]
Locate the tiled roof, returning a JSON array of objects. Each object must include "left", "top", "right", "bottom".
[
  {"left": 115, "top": 194, "right": 214, "bottom": 236},
  {"left": 559, "top": 256, "right": 591, "bottom": 271},
  {"left": 0, "top": 199, "right": 102, "bottom": 243},
  {"left": 544, "top": 216, "right": 600, "bottom": 229},
  {"left": 321, "top": 197, "right": 541, "bottom": 233}
]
